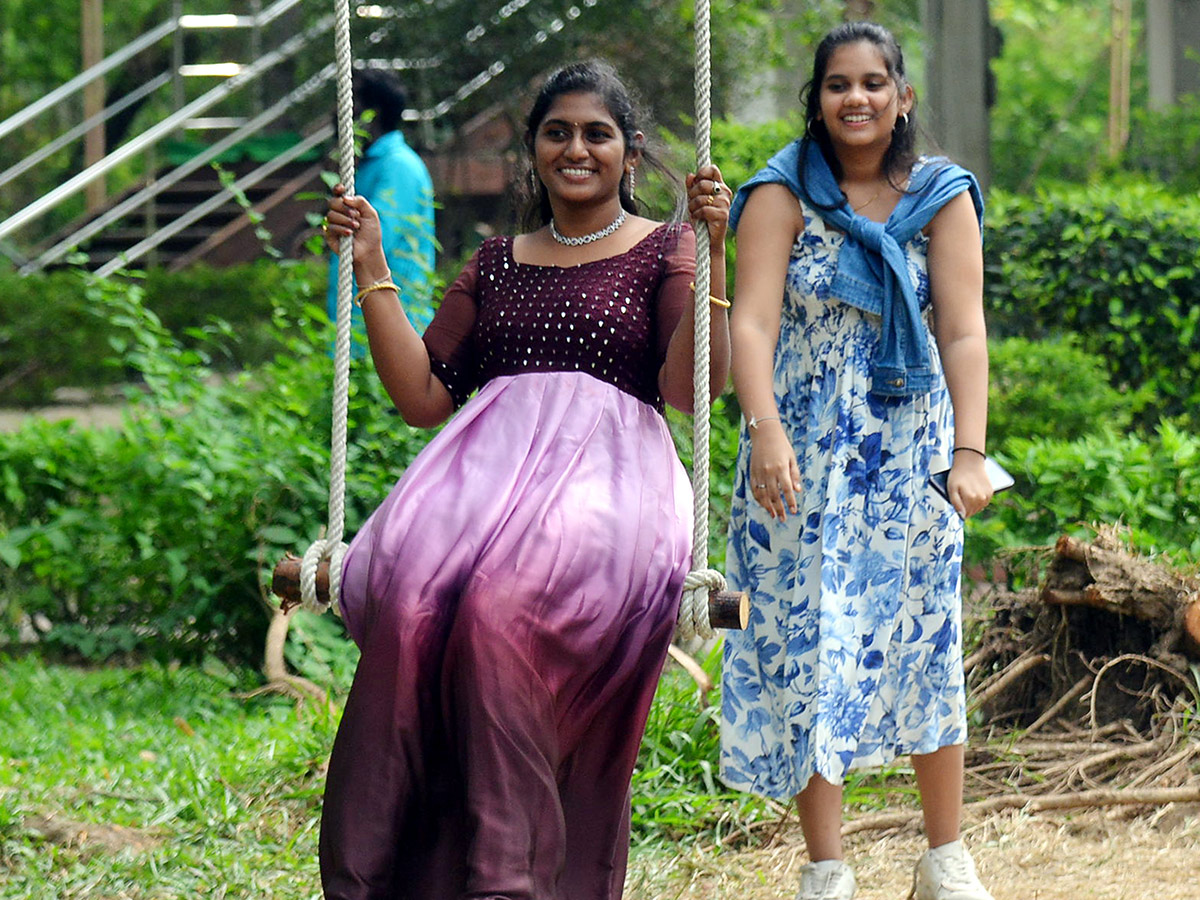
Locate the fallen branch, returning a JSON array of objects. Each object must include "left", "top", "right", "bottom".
[
  {"left": 1047, "top": 533, "right": 1197, "bottom": 633},
  {"left": 667, "top": 643, "right": 714, "bottom": 700},
  {"left": 968, "top": 651, "right": 1050, "bottom": 712},
  {"left": 842, "top": 783, "right": 1200, "bottom": 836},
  {"left": 239, "top": 604, "right": 328, "bottom": 706},
  {"left": 1023, "top": 674, "right": 1091, "bottom": 737},
  {"left": 1185, "top": 599, "right": 1200, "bottom": 656},
  {"left": 1088, "top": 653, "right": 1197, "bottom": 734}
]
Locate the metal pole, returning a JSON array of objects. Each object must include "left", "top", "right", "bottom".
[
  {"left": 251, "top": 0, "right": 265, "bottom": 116},
  {"left": 172, "top": 0, "right": 184, "bottom": 113}
]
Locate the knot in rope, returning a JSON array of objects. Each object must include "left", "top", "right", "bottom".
[
  {"left": 299, "top": 538, "right": 348, "bottom": 615},
  {"left": 676, "top": 567, "right": 725, "bottom": 642}
]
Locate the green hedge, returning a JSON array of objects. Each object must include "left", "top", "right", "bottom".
[
  {"left": 983, "top": 179, "right": 1200, "bottom": 424},
  {"left": 986, "top": 335, "right": 1139, "bottom": 449},
  {"left": 985, "top": 420, "right": 1200, "bottom": 566},
  {"left": 0, "top": 260, "right": 326, "bottom": 407},
  {"left": 0, "top": 276, "right": 435, "bottom": 663}
]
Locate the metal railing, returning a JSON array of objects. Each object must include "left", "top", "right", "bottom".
[
  {"left": 24, "top": 64, "right": 337, "bottom": 275},
  {"left": 0, "top": 14, "right": 333, "bottom": 245},
  {"left": 1, "top": 0, "right": 604, "bottom": 274},
  {"left": 0, "top": 0, "right": 328, "bottom": 270}
]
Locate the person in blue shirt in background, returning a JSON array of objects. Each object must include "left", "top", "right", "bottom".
[{"left": 328, "top": 68, "right": 437, "bottom": 347}]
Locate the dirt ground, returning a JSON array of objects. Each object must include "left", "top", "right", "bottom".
[
  {"left": 627, "top": 804, "right": 1200, "bottom": 900},
  {"left": 0, "top": 404, "right": 125, "bottom": 432}
]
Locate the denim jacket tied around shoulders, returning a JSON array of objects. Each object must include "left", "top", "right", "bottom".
[{"left": 729, "top": 139, "right": 984, "bottom": 397}]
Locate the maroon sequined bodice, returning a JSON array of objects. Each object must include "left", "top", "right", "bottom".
[{"left": 425, "top": 223, "right": 694, "bottom": 412}]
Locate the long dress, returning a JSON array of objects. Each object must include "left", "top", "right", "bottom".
[
  {"left": 320, "top": 223, "right": 697, "bottom": 900},
  {"left": 719, "top": 199, "right": 967, "bottom": 800}
]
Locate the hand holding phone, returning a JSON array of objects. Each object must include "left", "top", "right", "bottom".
[{"left": 928, "top": 456, "right": 1014, "bottom": 516}]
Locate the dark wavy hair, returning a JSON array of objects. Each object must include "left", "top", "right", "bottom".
[
  {"left": 517, "top": 59, "right": 678, "bottom": 230},
  {"left": 798, "top": 22, "right": 919, "bottom": 197}
]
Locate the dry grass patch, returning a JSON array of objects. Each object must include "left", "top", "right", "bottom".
[{"left": 626, "top": 803, "right": 1200, "bottom": 900}]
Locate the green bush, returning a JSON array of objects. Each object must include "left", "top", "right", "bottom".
[
  {"left": 987, "top": 335, "right": 1139, "bottom": 450},
  {"left": 1121, "top": 93, "right": 1200, "bottom": 193},
  {"left": 984, "top": 181, "right": 1200, "bottom": 424},
  {"left": 981, "top": 422, "right": 1200, "bottom": 565},
  {"left": 0, "top": 261, "right": 325, "bottom": 407},
  {"left": 0, "top": 270, "right": 436, "bottom": 664},
  {"left": 631, "top": 643, "right": 771, "bottom": 848},
  {"left": 0, "top": 269, "right": 123, "bottom": 406}
]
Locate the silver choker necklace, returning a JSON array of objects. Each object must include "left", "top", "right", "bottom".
[{"left": 549, "top": 209, "right": 627, "bottom": 246}]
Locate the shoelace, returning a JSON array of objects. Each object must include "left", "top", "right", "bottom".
[
  {"left": 934, "top": 850, "right": 976, "bottom": 889},
  {"left": 798, "top": 866, "right": 849, "bottom": 900}
]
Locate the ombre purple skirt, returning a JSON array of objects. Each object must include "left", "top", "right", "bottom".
[{"left": 319, "top": 371, "right": 693, "bottom": 900}]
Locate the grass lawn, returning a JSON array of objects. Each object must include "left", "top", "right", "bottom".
[
  {"left": 0, "top": 646, "right": 773, "bottom": 899},
  {"left": 0, "top": 655, "right": 333, "bottom": 899}
]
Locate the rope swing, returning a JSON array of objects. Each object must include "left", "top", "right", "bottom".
[
  {"left": 296, "top": 0, "right": 355, "bottom": 616},
  {"left": 675, "top": 0, "right": 729, "bottom": 642},
  {"left": 274, "top": 0, "right": 748, "bottom": 638}
]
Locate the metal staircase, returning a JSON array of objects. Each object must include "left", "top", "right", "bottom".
[
  {"left": 0, "top": 0, "right": 606, "bottom": 276},
  {"left": 0, "top": 0, "right": 339, "bottom": 274}
]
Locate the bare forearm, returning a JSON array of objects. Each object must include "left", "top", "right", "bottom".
[
  {"left": 660, "top": 254, "right": 731, "bottom": 412},
  {"left": 356, "top": 250, "right": 454, "bottom": 426},
  {"left": 730, "top": 318, "right": 779, "bottom": 426},
  {"left": 939, "top": 333, "right": 989, "bottom": 452}
]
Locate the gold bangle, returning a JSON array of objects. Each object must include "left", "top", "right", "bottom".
[
  {"left": 689, "top": 282, "right": 731, "bottom": 308},
  {"left": 354, "top": 280, "right": 400, "bottom": 307}
]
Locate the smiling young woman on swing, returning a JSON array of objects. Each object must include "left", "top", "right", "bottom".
[{"left": 316, "top": 59, "right": 730, "bottom": 900}]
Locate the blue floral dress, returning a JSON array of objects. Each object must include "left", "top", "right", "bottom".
[{"left": 720, "top": 198, "right": 967, "bottom": 800}]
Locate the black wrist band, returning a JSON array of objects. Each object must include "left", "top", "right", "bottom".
[{"left": 952, "top": 446, "right": 986, "bottom": 458}]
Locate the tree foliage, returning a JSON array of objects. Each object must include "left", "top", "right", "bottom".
[
  {"left": 988, "top": 0, "right": 1143, "bottom": 191},
  {"left": 984, "top": 180, "right": 1200, "bottom": 425}
]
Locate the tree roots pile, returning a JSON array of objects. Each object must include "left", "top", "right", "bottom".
[{"left": 963, "top": 525, "right": 1200, "bottom": 803}]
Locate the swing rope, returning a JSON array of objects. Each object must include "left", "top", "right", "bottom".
[
  {"left": 298, "top": 0, "right": 354, "bottom": 614},
  {"left": 676, "top": 0, "right": 724, "bottom": 642},
  {"left": 296, "top": 0, "right": 727, "bottom": 640}
]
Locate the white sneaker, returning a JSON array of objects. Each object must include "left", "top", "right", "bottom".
[
  {"left": 910, "top": 840, "right": 994, "bottom": 900},
  {"left": 797, "top": 859, "right": 856, "bottom": 900}
]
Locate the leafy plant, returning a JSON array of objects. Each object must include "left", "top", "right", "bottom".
[
  {"left": 632, "top": 643, "right": 772, "bottom": 848},
  {"left": 0, "top": 261, "right": 325, "bottom": 407},
  {"left": 988, "top": 0, "right": 1140, "bottom": 191},
  {"left": 1119, "top": 92, "right": 1200, "bottom": 193},
  {"left": 0, "top": 266, "right": 436, "bottom": 664},
  {"left": 982, "top": 422, "right": 1200, "bottom": 564},
  {"left": 987, "top": 335, "right": 1140, "bottom": 451},
  {"left": 984, "top": 181, "right": 1200, "bottom": 425}
]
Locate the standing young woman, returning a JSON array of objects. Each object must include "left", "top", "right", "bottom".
[
  {"left": 720, "top": 23, "right": 994, "bottom": 900},
  {"left": 317, "top": 59, "right": 731, "bottom": 899}
]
